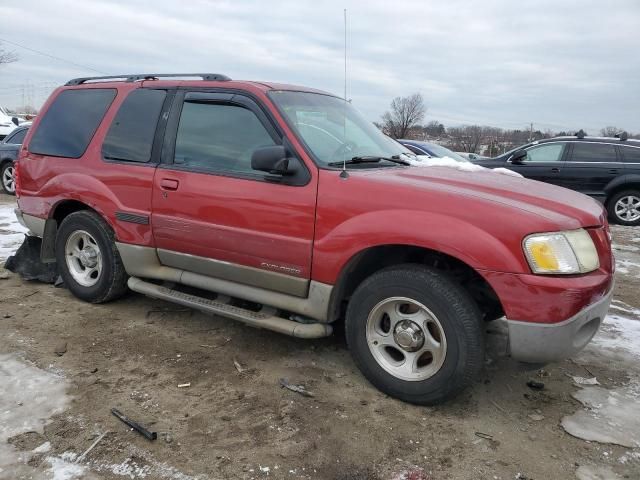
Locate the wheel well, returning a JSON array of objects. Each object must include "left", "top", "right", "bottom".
[
  {"left": 606, "top": 184, "right": 640, "bottom": 206},
  {"left": 51, "top": 200, "right": 97, "bottom": 225},
  {"left": 329, "top": 245, "right": 504, "bottom": 323}
]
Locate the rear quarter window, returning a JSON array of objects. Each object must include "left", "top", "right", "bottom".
[
  {"left": 102, "top": 88, "right": 167, "bottom": 163},
  {"left": 29, "top": 88, "right": 116, "bottom": 158}
]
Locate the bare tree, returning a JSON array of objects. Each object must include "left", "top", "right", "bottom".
[
  {"left": 447, "top": 125, "right": 484, "bottom": 153},
  {"left": 600, "top": 126, "right": 624, "bottom": 137},
  {"left": 0, "top": 43, "right": 18, "bottom": 66},
  {"left": 381, "top": 93, "right": 426, "bottom": 139}
]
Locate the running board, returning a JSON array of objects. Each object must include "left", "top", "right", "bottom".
[{"left": 128, "top": 277, "right": 333, "bottom": 339}]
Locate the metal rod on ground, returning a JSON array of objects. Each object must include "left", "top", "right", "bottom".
[
  {"left": 76, "top": 431, "right": 108, "bottom": 463},
  {"left": 111, "top": 408, "right": 157, "bottom": 441}
]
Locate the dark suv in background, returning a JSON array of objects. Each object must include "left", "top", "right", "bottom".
[{"left": 472, "top": 136, "right": 640, "bottom": 226}]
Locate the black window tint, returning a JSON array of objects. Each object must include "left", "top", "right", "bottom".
[
  {"left": 29, "top": 89, "right": 115, "bottom": 158},
  {"left": 174, "top": 101, "right": 276, "bottom": 174},
  {"left": 102, "top": 89, "right": 166, "bottom": 163},
  {"left": 7, "top": 128, "right": 27, "bottom": 144},
  {"left": 570, "top": 142, "right": 617, "bottom": 162},
  {"left": 621, "top": 146, "right": 640, "bottom": 163}
]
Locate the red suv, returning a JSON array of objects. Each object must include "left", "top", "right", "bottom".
[{"left": 15, "top": 73, "right": 614, "bottom": 404}]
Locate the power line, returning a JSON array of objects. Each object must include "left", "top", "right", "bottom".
[{"left": 0, "top": 37, "right": 108, "bottom": 75}]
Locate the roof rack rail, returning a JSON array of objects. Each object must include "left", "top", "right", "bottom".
[{"left": 65, "top": 73, "right": 232, "bottom": 86}]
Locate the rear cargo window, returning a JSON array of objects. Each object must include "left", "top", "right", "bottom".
[
  {"left": 621, "top": 146, "right": 640, "bottom": 163},
  {"left": 102, "top": 89, "right": 166, "bottom": 163},
  {"left": 29, "top": 89, "right": 116, "bottom": 158}
]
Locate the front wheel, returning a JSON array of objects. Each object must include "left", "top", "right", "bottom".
[
  {"left": 1, "top": 161, "right": 16, "bottom": 195},
  {"left": 608, "top": 190, "right": 640, "bottom": 226},
  {"left": 55, "top": 210, "right": 128, "bottom": 303},
  {"left": 345, "top": 265, "right": 484, "bottom": 405}
]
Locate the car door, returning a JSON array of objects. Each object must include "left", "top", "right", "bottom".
[
  {"left": 151, "top": 90, "right": 317, "bottom": 298},
  {"left": 560, "top": 142, "right": 621, "bottom": 201},
  {"left": 506, "top": 142, "right": 568, "bottom": 186}
]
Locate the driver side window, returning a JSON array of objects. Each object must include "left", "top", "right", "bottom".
[
  {"left": 525, "top": 143, "right": 565, "bottom": 163},
  {"left": 174, "top": 101, "right": 277, "bottom": 175}
]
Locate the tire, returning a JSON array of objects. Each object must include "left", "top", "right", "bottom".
[
  {"left": 1, "top": 161, "right": 16, "bottom": 195},
  {"left": 345, "top": 265, "right": 484, "bottom": 405},
  {"left": 55, "top": 210, "right": 128, "bottom": 303},
  {"left": 607, "top": 190, "right": 640, "bottom": 226}
]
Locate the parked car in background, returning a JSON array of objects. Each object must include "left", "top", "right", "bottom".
[
  {"left": 0, "top": 105, "right": 22, "bottom": 141},
  {"left": 471, "top": 135, "right": 640, "bottom": 226},
  {"left": 398, "top": 139, "right": 468, "bottom": 162},
  {"left": 15, "top": 73, "right": 613, "bottom": 404},
  {"left": 0, "top": 124, "right": 29, "bottom": 195}
]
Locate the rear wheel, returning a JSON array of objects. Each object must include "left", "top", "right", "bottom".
[
  {"left": 345, "top": 265, "right": 484, "bottom": 405},
  {"left": 608, "top": 190, "right": 640, "bottom": 226},
  {"left": 1, "top": 161, "right": 16, "bottom": 195},
  {"left": 55, "top": 210, "right": 128, "bottom": 303}
]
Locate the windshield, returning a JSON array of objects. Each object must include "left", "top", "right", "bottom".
[
  {"left": 423, "top": 143, "right": 468, "bottom": 162},
  {"left": 269, "top": 91, "right": 412, "bottom": 167}
]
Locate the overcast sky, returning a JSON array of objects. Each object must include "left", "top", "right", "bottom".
[{"left": 1, "top": 0, "right": 639, "bottom": 132}]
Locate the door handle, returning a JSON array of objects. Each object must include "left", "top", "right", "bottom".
[
  {"left": 609, "top": 169, "right": 619, "bottom": 174},
  {"left": 160, "top": 178, "right": 179, "bottom": 191},
  {"left": 551, "top": 167, "right": 560, "bottom": 173}
]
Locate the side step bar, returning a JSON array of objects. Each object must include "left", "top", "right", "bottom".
[{"left": 128, "top": 277, "right": 333, "bottom": 339}]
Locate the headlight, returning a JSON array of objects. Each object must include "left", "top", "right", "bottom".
[{"left": 523, "top": 229, "right": 599, "bottom": 274}]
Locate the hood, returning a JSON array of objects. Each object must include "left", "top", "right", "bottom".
[{"left": 362, "top": 164, "right": 605, "bottom": 229}]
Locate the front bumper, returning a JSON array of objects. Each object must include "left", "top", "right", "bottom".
[{"left": 506, "top": 285, "right": 613, "bottom": 363}]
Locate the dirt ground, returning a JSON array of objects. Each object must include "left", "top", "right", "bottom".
[{"left": 1, "top": 192, "right": 639, "bottom": 480}]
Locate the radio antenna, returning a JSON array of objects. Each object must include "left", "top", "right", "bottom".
[{"left": 340, "top": 8, "right": 349, "bottom": 178}]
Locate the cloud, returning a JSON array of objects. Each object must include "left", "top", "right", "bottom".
[{"left": 1, "top": 0, "right": 639, "bottom": 132}]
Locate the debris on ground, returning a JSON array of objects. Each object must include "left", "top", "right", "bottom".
[
  {"left": 528, "top": 413, "right": 545, "bottom": 421},
  {"left": 279, "top": 378, "right": 314, "bottom": 398},
  {"left": 391, "top": 467, "right": 431, "bottom": 480},
  {"left": 4, "top": 236, "right": 59, "bottom": 283},
  {"left": 76, "top": 431, "right": 108, "bottom": 463},
  {"left": 233, "top": 358, "right": 246, "bottom": 374},
  {"left": 53, "top": 342, "right": 67, "bottom": 356},
  {"left": 568, "top": 375, "right": 600, "bottom": 386},
  {"left": 111, "top": 408, "right": 157, "bottom": 440},
  {"left": 474, "top": 431, "right": 493, "bottom": 440},
  {"left": 526, "top": 380, "right": 545, "bottom": 390},
  {"left": 0, "top": 270, "right": 9, "bottom": 280},
  {"left": 177, "top": 383, "right": 191, "bottom": 388}
]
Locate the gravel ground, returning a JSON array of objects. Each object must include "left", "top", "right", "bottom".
[{"left": 1, "top": 192, "right": 639, "bottom": 480}]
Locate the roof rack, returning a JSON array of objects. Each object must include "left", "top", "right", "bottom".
[{"left": 65, "top": 73, "right": 231, "bottom": 86}]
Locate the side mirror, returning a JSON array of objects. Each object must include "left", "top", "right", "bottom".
[
  {"left": 252, "top": 145, "right": 295, "bottom": 175},
  {"left": 11, "top": 117, "right": 19, "bottom": 126},
  {"left": 510, "top": 149, "right": 527, "bottom": 164}
]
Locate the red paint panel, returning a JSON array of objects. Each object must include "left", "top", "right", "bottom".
[{"left": 151, "top": 169, "right": 317, "bottom": 278}]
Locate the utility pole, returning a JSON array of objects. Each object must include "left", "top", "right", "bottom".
[{"left": 529, "top": 122, "right": 533, "bottom": 141}]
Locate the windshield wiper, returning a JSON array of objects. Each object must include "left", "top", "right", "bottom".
[{"left": 327, "top": 155, "right": 411, "bottom": 167}]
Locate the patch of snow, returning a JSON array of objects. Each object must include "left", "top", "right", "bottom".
[
  {"left": 591, "top": 315, "right": 640, "bottom": 360},
  {"left": 0, "top": 203, "right": 28, "bottom": 261},
  {"left": 33, "top": 441, "right": 52, "bottom": 454},
  {"left": 575, "top": 465, "right": 622, "bottom": 480},
  {"left": 408, "top": 156, "right": 524, "bottom": 177},
  {"left": 492, "top": 167, "right": 524, "bottom": 178},
  {"left": 0, "top": 353, "right": 70, "bottom": 476},
  {"left": 561, "top": 384, "right": 640, "bottom": 448},
  {"left": 563, "top": 315, "right": 640, "bottom": 449},
  {"left": 46, "top": 456, "right": 86, "bottom": 480}
]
